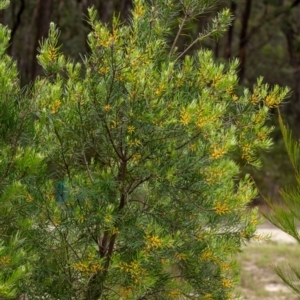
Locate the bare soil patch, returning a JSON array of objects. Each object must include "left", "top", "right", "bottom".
[{"left": 237, "top": 221, "right": 300, "bottom": 300}]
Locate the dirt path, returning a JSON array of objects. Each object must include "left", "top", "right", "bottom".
[
  {"left": 237, "top": 222, "right": 300, "bottom": 300},
  {"left": 256, "top": 221, "right": 297, "bottom": 244}
]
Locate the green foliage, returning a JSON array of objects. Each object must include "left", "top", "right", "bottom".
[
  {"left": 264, "top": 110, "right": 300, "bottom": 297},
  {"left": 0, "top": 0, "right": 8, "bottom": 10},
  {"left": 0, "top": 0, "right": 35, "bottom": 297},
  {"left": 0, "top": 0, "right": 290, "bottom": 299},
  {"left": 0, "top": 235, "right": 29, "bottom": 299}
]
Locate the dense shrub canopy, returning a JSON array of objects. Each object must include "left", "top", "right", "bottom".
[{"left": 0, "top": 0, "right": 289, "bottom": 299}]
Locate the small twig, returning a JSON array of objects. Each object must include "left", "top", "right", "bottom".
[
  {"left": 169, "top": 14, "right": 188, "bottom": 57},
  {"left": 82, "top": 148, "right": 94, "bottom": 183},
  {"left": 176, "top": 30, "right": 217, "bottom": 62}
]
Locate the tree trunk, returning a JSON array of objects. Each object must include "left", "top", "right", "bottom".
[
  {"left": 224, "top": 0, "right": 237, "bottom": 60},
  {"left": 238, "top": 0, "right": 252, "bottom": 82},
  {"left": 281, "top": 17, "right": 300, "bottom": 124},
  {"left": 214, "top": 40, "right": 219, "bottom": 59},
  {"left": 31, "top": 0, "right": 54, "bottom": 81},
  {"left": 8, "top": 0, "right": 25, "bottom": 55},
  {"left": 116, "top": 0, "right": 133, "bottom": 21}
]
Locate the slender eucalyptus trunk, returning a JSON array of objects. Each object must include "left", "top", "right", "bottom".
[{"left": 238, "top": 0, "right": 252, "bottom": 82}]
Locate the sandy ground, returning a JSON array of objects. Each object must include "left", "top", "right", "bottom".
[
  {"left": 238, "top": 221, "right": 299, "bottom": 300},
  {"left": 256, "top": 221, "right": 297, "bottom": 244}
]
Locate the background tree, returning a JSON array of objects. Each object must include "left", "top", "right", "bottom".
[{"left": 0, "top": 0, "right": 133, "bottom": 86}]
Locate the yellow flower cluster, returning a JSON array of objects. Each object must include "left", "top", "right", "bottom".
[
  {"left": 0, "top": 255, "right": 10, "bottom": 266},
  {"left": 133, "top": 2, "right": 145, "bottom": 18},
  {"left": 249, "top": 214, "right": 258, "bottom": 226},
  {"left": 153, "top": 119, "right": 164, "bottom": 127},
  {"left": 130, "top": 90, "right": 136, "bottom": 99},
  {"left": 232, "top": 94, "right": 238, "bottom": 101},
  {"left": 221, "top": 278, "right": 233, "bottom": 288},
  {"left": 155, "top": 83, "right": 166, "bottom": 96},
  {"left": 73, "top": 260, "right": 102, "bottom": 275},
  {"left": 120, "top": 260, "right": 146, "bottom": 283},
  {"left": 168, "top": 289, "right": 181, "bottom": 299},
  {"left": 98, "top": 66, "right": 109, "bottom": 75},
  {"left": 210, "top": 145, "right": 227, "bottom": 160},
  {"left": 195, "top": 231, "right": 203, "bottom": 241},
  {"left": 104, "top": 35, "right": 117, "bottom": 48},
  {"left": 132, "top": 153, "right": 141, "bottom": 162},
  {"left": 196, "top": 111, "right": 215, "bottom": 129},
  {"left": 202, "top": 167, "right": 225, "bottom": 186},
  {"left": 104, "top": 104, "right": 111, "bottom": 112},
  {"left": 110, "top": 227, "right": 120, "bottom": 235},
  {"left": 116, "top": 73, "right": 125, "bottom": 82},
  {"left": 160, "top": 257, "right": 170, "bottom": 265},
  {"left": 180, "top": 108, "right": 192, "bottom": 126},
  {"left": 189, "top": 143, "right": 196, "bottom": 152},
  {"left": 48, "top": 46, "right": 58, "bottom": 62},
  {"left": 94, "top": 25, "right": 119, "bottom": 48},
  {"left": 104, "top": 214, "right": 113, "bottom": 225},
  {"left": 253, "top": 112, "right": 264, "bottom": 124},
  {"left": 145, "top": 234, "right": 163, "bottom": 251},
  {"left": 220, "top": 263, "right": 231, "bottom": 272},
  {"left": 110, "top": 120, "right": 119, "bottom": 129},
  {"left": 241, "top": 143, "right": 252, "bottom": 161},
  {"left": 174, "top": 252, "right": 187, "bottom": 261},
  {"left": 175, "top": 78, "right": 184, "bottom": 87},
  {"left": 26, "top": 193, "right": 33, "bottom": 202},
  {"left": 39, "top": 212, "right": 47, "bottom": 221},
  {"left": 214, "top": 202, "right": 229, "bottom": 215},
  {"left": 250, "top": 94, "right": 260, "bottom": 104},
  {"left": 200, "top": 249, "right": 212, "bottom": 261},
  {"left": 52, "top": 216, "right": 61, "bottom": 226},
  {"left": 257, "top": 131, "right": 267, "bottom": 141},
  {"left": 77, "top": 214, "right": 86, "bottom": 224},
  {"left": 226, "top": 86, "right": 233, "bottom": 94},
  {"left": 49, "top": 99, "right": 61, "bottom": 114},
  {"left": 118, "top": 287, "right": 133, "bottom": 299},
  {"left": 128, "top": 138, "right": 141, "bottom": 147},
  {"left": 265, "top": 94, "right": 280, "bottom": 107},
  {"left": 129, "top": 59, "right": 140, "bottom": 71},
  {"left": 204, "top": 294, "right": 213, "bottom": 299},
  {"left": 212, "top": 73, "right": 222, "bottom": 87},
  {"left": 127, "top": 125, "right": 135, "bottom": 134}
]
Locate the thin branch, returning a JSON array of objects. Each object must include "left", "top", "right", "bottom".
[
  {"left": 53, "top": 125, "right": 72, "bottom": 180},
  {"left": 169, "top": 14, "right": 188, "bottom": 57},
  {"left": 127, "top": 175, "right": 152, "bottom": 195},
  {"left": 104, "top": 123, "right": 123, "bottom": 159},
  {"left": 82, "top": 148, "right": 94, "bottom": 183},
  {"left": 176, "top": 30, "right": 217, "bottom": 62}
]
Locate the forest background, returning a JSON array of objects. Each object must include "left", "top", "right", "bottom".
[{"left": 1, "top": 0, "right": 299, "bottom": 204}]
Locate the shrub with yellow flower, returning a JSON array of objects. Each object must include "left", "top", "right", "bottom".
[{"left": 0, "top": 0, "right": 290, "bottom": 299}]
